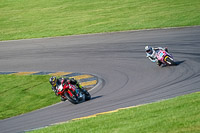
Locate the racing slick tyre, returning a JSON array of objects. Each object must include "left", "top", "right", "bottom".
[
  {"left": 64, "top": 91, "right": 79, "bottom": 104},
  {"left": 165, "top": 56, "right": 176, "bottom": 65},
  {"left": 81, "top": 89, "right": 91, "bottom": 101}
]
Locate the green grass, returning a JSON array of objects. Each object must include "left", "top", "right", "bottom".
[
  {"left": 0, "top": 75, "right": 60, "bottom": 120},
  {"left": 29, "top": 92, "right": 200, "bottom": 133},
  {"left": 0, "top": 0, "right": 200, "bottom": 41}
]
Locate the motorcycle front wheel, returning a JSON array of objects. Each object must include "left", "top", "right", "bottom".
[
  {"left": 165, "top": 56, "right": 176, "bottom": 65},
  {"left": 64, "top": 91, "right": 79, "bottom": 104}
]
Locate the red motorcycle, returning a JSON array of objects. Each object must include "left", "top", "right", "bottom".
[{"left": 57, "top": 80, "right": 91, "bottom": 104}]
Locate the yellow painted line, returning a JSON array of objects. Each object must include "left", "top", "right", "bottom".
[
  {"left": 49, "top": 72, "right": 73, "bottom": 76},
  {"left": 72, "top": 109, "right": 124, "bottom": 121},
  {"left": 11, "top": 72, "right": 39, "bottom": 75},
  {"left": 58, "top": 96, "right": 193, "bottom": 125},
  {"left": 73, "top": 115, "right": 97, "bottom": 121},
  {"left": 80, "top": 80, "right": 97, "bottom": 86},
  {"left": 72, "top": 74, "right": 94, "bottom": 80},
  {"left": 72, "top": 105, "right": 146, "bottom": 121},
  {"left": 96, "top": 110, "right": 119, "bottom": 115}
]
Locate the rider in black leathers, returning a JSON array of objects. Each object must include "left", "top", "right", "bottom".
[{"left": 49, "top": 76, "right": 84, "bottom": 101}]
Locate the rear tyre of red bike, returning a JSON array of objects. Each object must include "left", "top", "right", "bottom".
[
  {"left": 80, "top": 89, "right": 91, "bottom": 101},
  {"left": 85, "top": 92, "right": 91, "bottom": 101},
  {"left": 82, "top": 89, "right": 91, "bottom": 101}
]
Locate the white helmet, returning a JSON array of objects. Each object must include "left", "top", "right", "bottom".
[{"left": 145, "top": 46, "right": 153, "bottom": 54}]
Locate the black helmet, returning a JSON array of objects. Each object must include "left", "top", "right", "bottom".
[{"left": 49, "top": 76, "right": 57, "bottom": 86}]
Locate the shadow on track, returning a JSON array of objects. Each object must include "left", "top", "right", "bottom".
[
  {"left": 175, "top": 60, "right": 185, "bottom": 66},
  {"left": 161, "top": 60, "right": 185, "bottom": 67},
  {"left": 91, "top": 95, "right": 103, "bottom": 100}
]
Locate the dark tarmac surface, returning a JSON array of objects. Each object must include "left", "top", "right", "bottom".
[{"left": 0, "top": 26, "right": 200, "bottom": 133}]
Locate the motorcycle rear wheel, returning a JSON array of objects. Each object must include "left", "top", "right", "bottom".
[
  {"left": 81, "top": 89, "right": 91, "bottom": 101},
  {"left": 85, "top": 91, "right": 91, "bottom": 101}
]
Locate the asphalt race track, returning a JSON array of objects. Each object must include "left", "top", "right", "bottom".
[{"left": 0, "top": 26, "right": 200, "bottom": 133}]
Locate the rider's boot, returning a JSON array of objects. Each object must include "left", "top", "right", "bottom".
[{"left": 157, "top": 60, "right": 162, "bottom": 66}]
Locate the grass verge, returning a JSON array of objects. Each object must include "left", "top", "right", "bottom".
[
  {"left": 0, "top": 74, "right": 60, "bottom": 120},
  {"left": 28, "top": 92, "right": 200, "bottom": 133},
  {"left": 0, "top": 0, "right": 200, "bottom": 41}
]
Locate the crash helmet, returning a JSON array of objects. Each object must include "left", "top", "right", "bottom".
[
  {"left": 49, "top": 76, "right": 57, "bottom": 86},
  {"left": 145, "top": 46, "right": 153, "bottom": 54}
]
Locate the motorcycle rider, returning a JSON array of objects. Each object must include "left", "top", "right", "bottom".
[
  {"left": 49, "top": 76, "right": 84, "bottom": 101},
  {"left": 145, "top": 46, "right": 168, "bottom": 66}
]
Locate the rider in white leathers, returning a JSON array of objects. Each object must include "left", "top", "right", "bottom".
[{"left": 145, "top": 46, "right": 168, "bottom": 66}]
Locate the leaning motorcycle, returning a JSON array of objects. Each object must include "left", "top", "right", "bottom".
[
  {"left": 155, "top": 49, "right": 176, "bottom": 66},
  {"left": 57, "top": 81, "right": 91, "bottom": 104}
]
